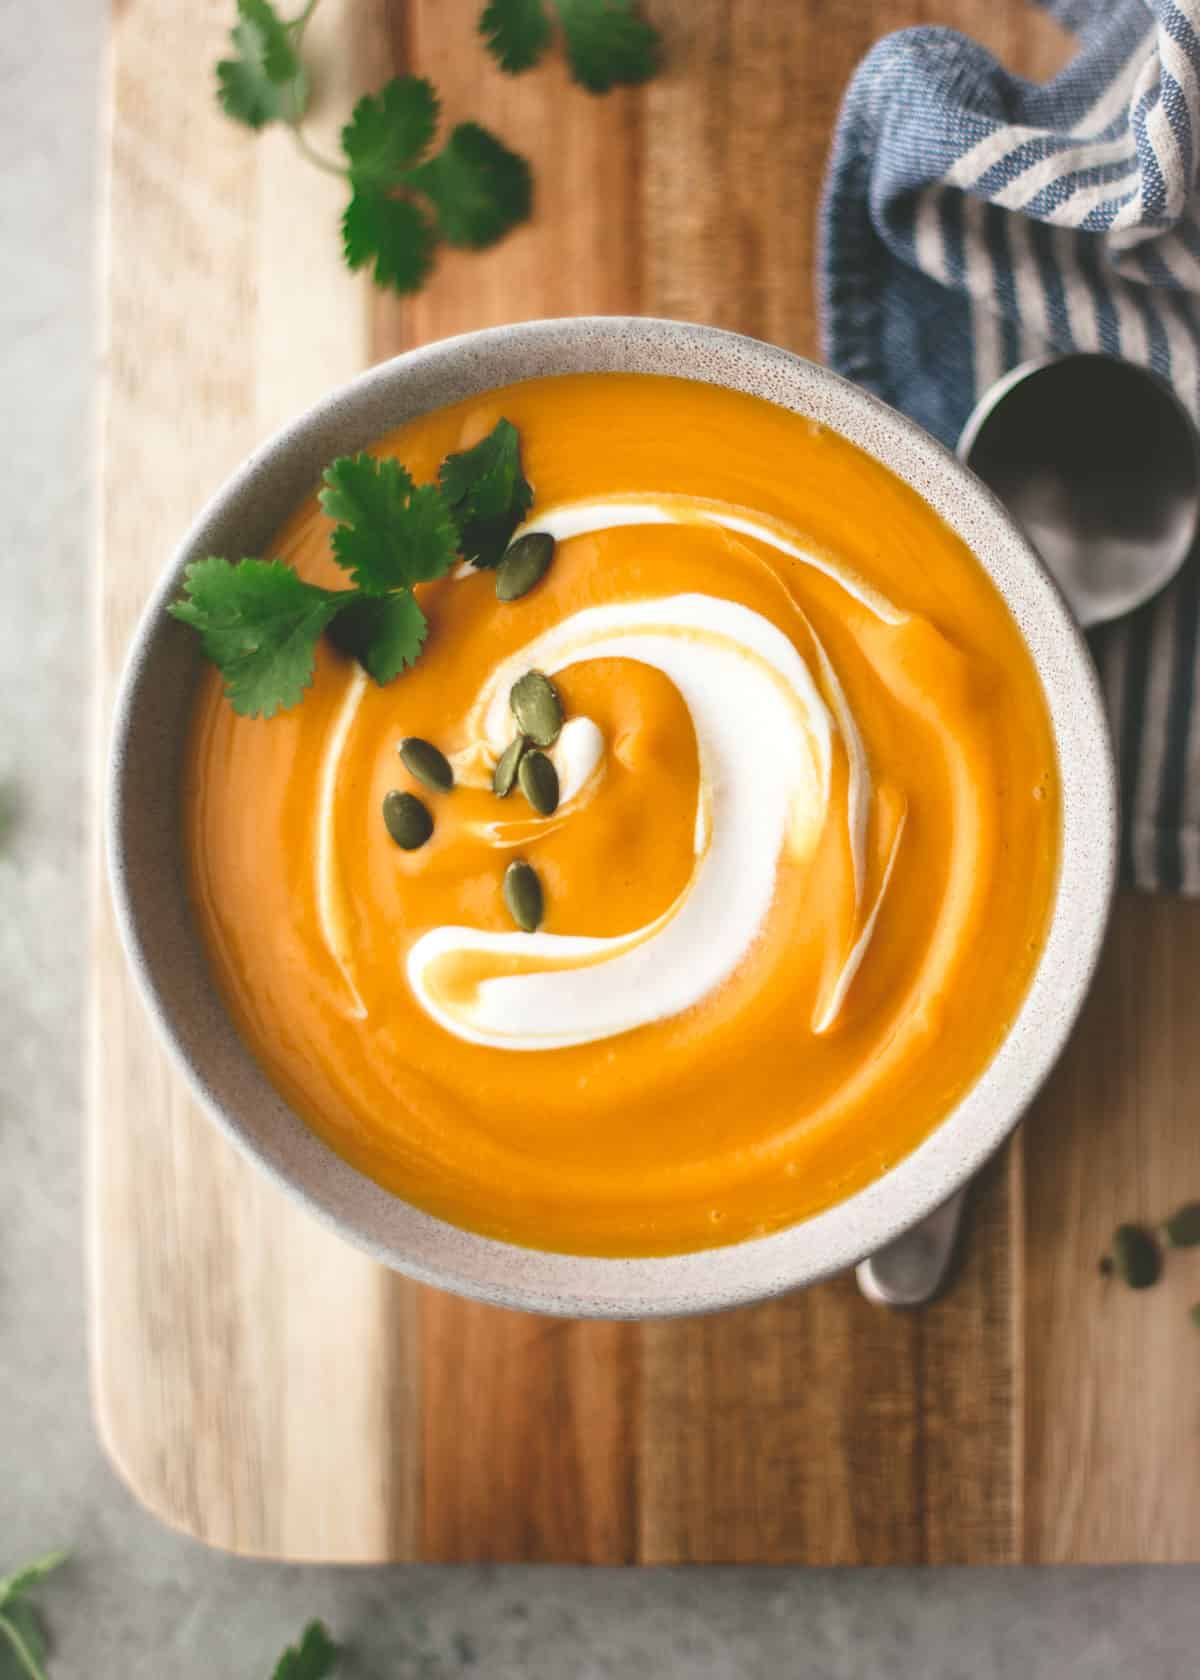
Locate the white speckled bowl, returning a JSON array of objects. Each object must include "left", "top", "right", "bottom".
[{"left": 108, "top": 317, "right": 1117, "bottom": 1318}]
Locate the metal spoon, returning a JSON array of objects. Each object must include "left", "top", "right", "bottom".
[{"left": 857, "top": 353, "right": 1200, "bottom": 1309}]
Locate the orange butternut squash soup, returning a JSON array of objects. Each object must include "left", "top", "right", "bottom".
[{"left": 184, "top": 373, "right": 1059, "bottom": 1257}]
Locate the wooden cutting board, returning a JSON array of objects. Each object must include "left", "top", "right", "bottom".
[{"left": 91, "top": 0, "right": 1200, "bottom": 1563}]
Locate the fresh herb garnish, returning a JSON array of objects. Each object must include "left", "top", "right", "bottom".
[
  {"left": 217, "top": 0, "right": 310, "bottom": 130},
  {"left": 439, "top": 418, "right": 533, "bottom": 569},
  {"left": 215, "top": 2, "right": 532, "bottom": 295},
  {"left": 168, "top": 559, "right": 348, "bottom": 720},
  {"left": 480, "top": 0, "right": 661, "bottom": 92},
  {"left": 0, "top": 1551, "right": 67, "bottom": 1680},
  {"left": 339, "top": 80, "right": 531, "bottom": 291},
  {"left": 170, "top": 421, "right": 533, "bottom": 717},
  {"left": 215, "top": 1, "right": 661, "bottom": 296},
  {"left": 319, "top": 455, "right": 458, "bottom": 592},
  {"left": 271, "top": 1619, "right": 339, "bottom": 1679}
]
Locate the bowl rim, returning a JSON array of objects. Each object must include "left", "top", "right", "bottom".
[{"left": 107, "top": 314, "right": 1118, "bottom": 1318}]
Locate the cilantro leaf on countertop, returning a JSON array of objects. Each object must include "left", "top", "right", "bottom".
[
  {"left": 439, "top": 417, "right": 534, "bottom": 568},
  {"left": 0, "top": 1551, "right": 67, "bottom": 1680},
  {"left": 557, "top": 0, "right": 660, "bottom": 91},
  {"left": 479, "top": 0, "right": 660, "bottom": 93},
  {"left": 168, "top": 558, "right": 348, "bottom": 719},
  {"left": 214, "top": 3, "right": 539, "bottom": 299},
  {"left": 341, "top": 77, "right": 440, "bottom": 186},
  {"left": 479, "top": 0, "right": 554, "bottom": 73},
  {"left": 216, "top": 0, "right": 308, "bottom": 130},
  {"left": 334, "top": 76, "right": 532, "bottom": 293},
  {"left": 271, "top": 1620, "right": 339, "bottom": 1680},
  {"left": 320, "top": 455, "right": 459, "bottom": 591},
  {"left": 406, "top": 123, "right": 534, "bottom": 249},
  {"left": 325, "top": 589, "right": 430, "bottom": 685}
]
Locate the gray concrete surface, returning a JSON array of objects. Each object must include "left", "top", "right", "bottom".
[{"left": 4, "top": 1, "right": 1200, "bottom": 1674}]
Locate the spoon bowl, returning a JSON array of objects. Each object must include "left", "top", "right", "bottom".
[{"left": 958, "top": 353, "right": 1200, "bottom": 626}]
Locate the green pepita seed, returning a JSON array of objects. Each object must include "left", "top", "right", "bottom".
[
  {"left": 1164, "top": 1202, "right": 1200, "bottom": 1248},
  {"left": 398, "top": 736, "right": 454, "bottom": 793},
  {"left": 1112, "top": 1223, "right": 1161, "bottom": 1290},
  {"left": 518, "top": 749, "right": 559, "bottom": 815},
  {"left": 497, "top": 532, "right": 555, "bottom": 601},
  {"left": 493, "top": 735, "right": 528, "bottom": 798},
  {"left": 1191, "top": 1303, "right": 1200, "bottom": 1330},
  {"left": 503, "top": 859, "right": 543, "bottom": 932},
  {"left": 510, "top": 669, "right": 563, "bottom": 747},
  {"left": 383, "top": 790, "right": 433, "bottom": 851}
]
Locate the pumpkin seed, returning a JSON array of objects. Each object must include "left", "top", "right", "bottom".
[
  {"left": 382, "top": 790, "right": 433, "bottom": 851},
  {"left": 1112, "top": 1223, "right": 1161, "bottom": 1290},
  {"left": 503, "top": 859, "right": 543, "bottom": 932},
  {"left": 497, "top": 532, "right": 555, "bottom": 602},
  {"left": 398, "top": 736, "right": 454, "bottom": 793},
  {"left": 518, "top": 749, "right": 559, "bottom": 815},
  {"left": 510, "top": 669, "right": 563, "bottom": 747},
  {"left": 493, "top": 735, "right": 528, "bottom": 798},
  {"left": 1191, "top": 1303, "right": 1200, "bottom": 1329},
  {"left": 1164, "top": 1202, "right": 1200, "bottom": 1248}
]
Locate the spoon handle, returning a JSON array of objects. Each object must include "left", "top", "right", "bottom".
[{"left": 854, "top": 1187, "right": 969, "bottom": 1307}]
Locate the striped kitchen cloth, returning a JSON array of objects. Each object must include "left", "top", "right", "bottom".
[{"left": 820, "top": 0, "right": 1200, "bottom": 892}]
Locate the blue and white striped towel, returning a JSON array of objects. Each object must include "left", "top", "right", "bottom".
[{"left": 821, "top": 0, "right": 1200, "bottom": 892}]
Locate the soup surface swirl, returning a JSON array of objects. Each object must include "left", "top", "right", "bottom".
[{"left": 185, "top": 373, "right": 1059, "bottom": 1256}]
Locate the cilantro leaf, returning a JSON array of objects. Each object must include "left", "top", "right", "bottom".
[
  {"left": 216, "top": 0, "right": 308, "bottom": 130},
  {"left": 341, "top": 191, "right": 436, "bottom": 295},
  {"left": 0, "top": 1552, "right": 66, "bottom": 1680},
  {"left": 480, "top": 0, "right": 553, "bottom": 72},
  {"left": 478, "top": 0, "right": 659, "bottom": 91},
  {"left": 406, "top": 123, "right": 533, "bottom": 249},
  {"left": 320, "top": 455, "right": 458, "bottom": 591},
  {"left": 555, "top": 0, "right": 660, "bottom": 91},
  {"left": 0, "top": 1556, "right": 67, "bottom": 1607},
  {"left": 325, "top": 590, "right": 429, "bottom": 685},
  {"left": 271, "top": 1620, "right": 339, "bottom": 1680},
  {"left": 168, "top": 558, "right": 348, "bottom": 718},
  {"left": 438, "top": 417, "right": 533, "bottom": 568},
  {"left": 341, "top": 77, "right": 439, "bottom": 186},
  {"left": 0, "top": 1600, "right": 48, "bottom": 1679},
  {"left": 239, "top": 0, "right": 302, "bottom": 82}
]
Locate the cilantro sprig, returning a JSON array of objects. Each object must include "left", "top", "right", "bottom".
[
  {"left": 217, "top": 0, "right": 312, "bottom": 130},
  {"left": 169, "top": 420, "right": 534, "bottom": 718},
  {"left": 215, "top": 3, "right": 532, "bottom": 295},
  {"left": 0, "top": 1558, "right": 333, "bottom": 1680},
  {"left": 215, "top": 0, "right": 662, "bottom": 295},
  {"left": 271, "top": 1620, "right": 339, "bottom": 1679},
  {"left": 339, "top": 81, "right": 532, "bottom": 292},
  {"left": 479, "top": 0, "right": 661, "bottom": 92},
  {"left": 0, "top": 1551, "right": 67, "bottom": 1680},
  {"left": 438, "top": 417, "right": 533, "bottom": 568}
]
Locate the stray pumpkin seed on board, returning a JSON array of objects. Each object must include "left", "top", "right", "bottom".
[
  {"left": 1164, "top": 1202, "right": 1200, "bottom": 1248},
  {"left": 1111, "top": 1223, "right": 1161, "bottom": 1290}
]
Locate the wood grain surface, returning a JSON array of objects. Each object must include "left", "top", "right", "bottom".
[{"left": 92, "top": 0, "right": 1200, "bottom": 1563}]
